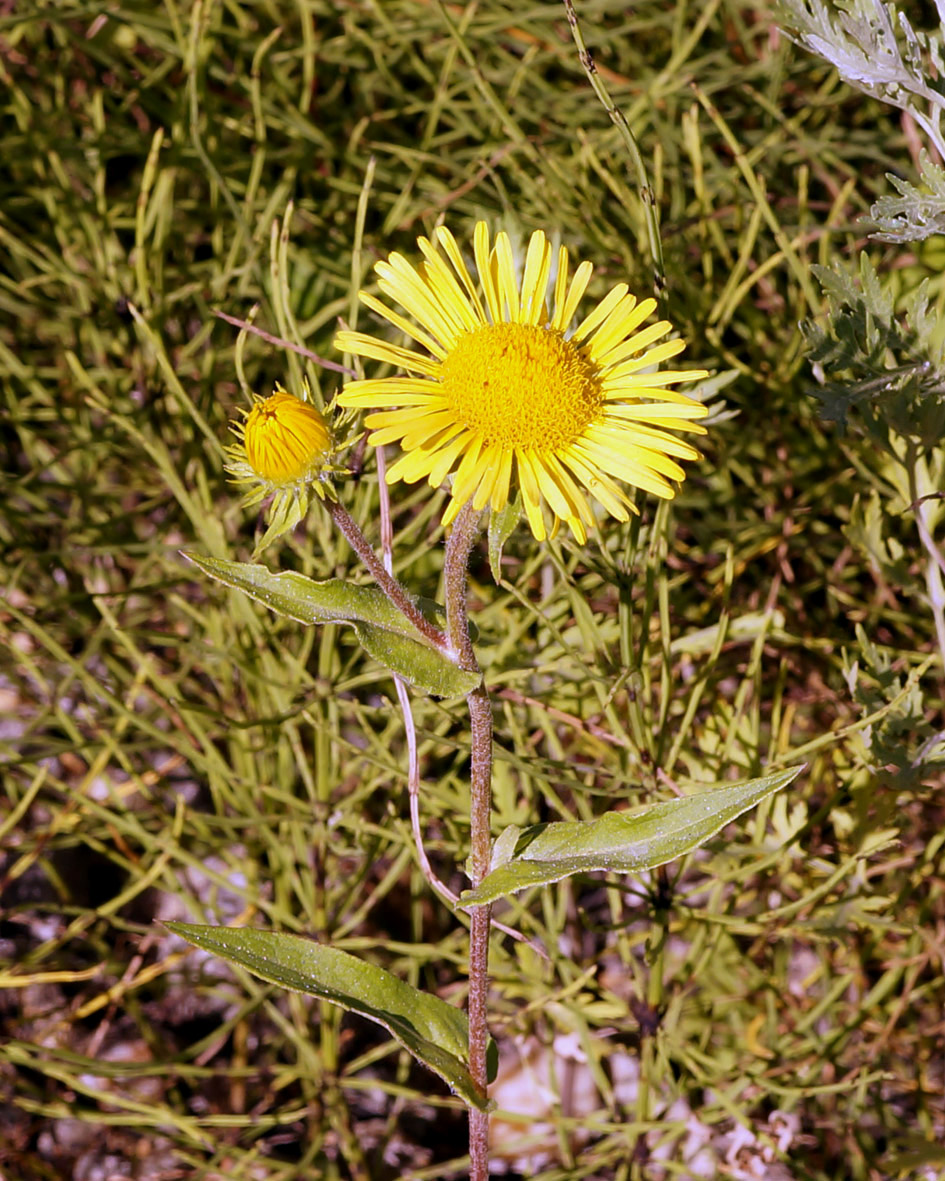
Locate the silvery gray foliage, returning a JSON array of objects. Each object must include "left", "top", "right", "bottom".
[
  {"left": 869, "top": 149, "right": 945, "bottom": 241},
  {"left": 802, "top": 254, "right": 945, "bottom": 451},
  {"left": 778, "top": 0, "right": 945, "bottom": 241}
]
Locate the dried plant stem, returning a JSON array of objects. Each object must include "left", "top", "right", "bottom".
[
  {"left": 562, "top": 0, "right": 665, "bottom": 297},
  {"left": 324, "top": 498, "right": 448, "bottom": 651},
  {"left": 442, "top": 501, "right": 493, "bottom": 1180},
  {"left": 906, "top": 445, "right": 945, "bottom": 676},
  {"left": 214, "top": 309, "right": 356, "bottom": 376}
]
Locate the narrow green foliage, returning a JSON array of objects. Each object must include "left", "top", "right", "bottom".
[{"left": 3, "top": 0, "right": 944, "bottom": 1175}]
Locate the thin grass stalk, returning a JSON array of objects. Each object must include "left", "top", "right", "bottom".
[{"left": 562, "top": 0, "right": 665, "bottom": 299}]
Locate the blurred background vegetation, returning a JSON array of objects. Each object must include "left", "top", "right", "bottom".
[{"left": 1, "top": 1, "right": 943, "bottom": 1178}]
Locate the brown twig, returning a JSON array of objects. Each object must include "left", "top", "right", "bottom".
[{"left": 214, "top": 309, "right": 356, "bottom": 376}]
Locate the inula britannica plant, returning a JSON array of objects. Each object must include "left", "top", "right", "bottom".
[
  {"left": 11, "top": 0, "right": 945, "bottom": 1175},
  {"left": 175, "top": 221, "right": 803, "bottom": 1177}
]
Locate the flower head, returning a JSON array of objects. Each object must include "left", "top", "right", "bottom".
[
  {"left": 335, "top": 222, "right": 709, "bottom": 542},
  {"left": 226, "top": 383, "right": 337, "bottom": 552},
  {"left": 227, "top": 384, "right": 333, "bottom": 494}
]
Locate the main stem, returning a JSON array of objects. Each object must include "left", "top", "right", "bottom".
[
  {"left": 442, "top": 502, "right": 493, "bottom": 1179},
  {"left": 324, "top": 497, "right": 448, "bottom": 651}
]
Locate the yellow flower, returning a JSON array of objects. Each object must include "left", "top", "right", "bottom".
[
  {"left": 227, "top": 385, "right": 333, "bottom": 495},
  {"left": 241, "top": 388, "right": 331, "bottom": 485},
  {"left": 226, "top": 384, "right": 338, "bottom": 553},
  {"left": 335, "top": 222, "right": 709, "bottom": 542}
]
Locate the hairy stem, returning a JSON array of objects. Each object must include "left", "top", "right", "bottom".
[
  {"left": 466, "top": 691, "right": 494, "bottom": 1177},
  {"left": 633, "top": 878, "right": 669, "bottom": 1180},
  {"left": 324, "top": 497, "right": 448, "bottom": 651},
  {"left": 443, "top": 501, "right": 493, "bottom": 1180},
  {"left": 375, "top": 448, "right": 460, "bottom": 908}
]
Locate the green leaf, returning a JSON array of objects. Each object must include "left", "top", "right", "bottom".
[
  {"left": 165, "top": 924, "right": 493, "bottom": 1111},
  {"left": 186, "top": 553, "right": 480, "bottom": 698},
  {"left": 461, "top": 766, "right": 805, "bottom": 907},
  {"left": 487, "top": 494, "right": 521, "bottom": 581}
]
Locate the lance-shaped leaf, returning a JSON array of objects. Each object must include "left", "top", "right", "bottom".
[
  {"left": 166, "top": 924, "right": 493, "bottom": 1111},
  {"left": 186, "top": 553, "right": 480, "bottom": 698},
  {"left": 461, "top": 766, "right": 804, "bottom": 907}
]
